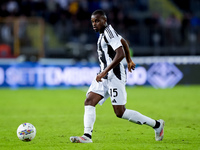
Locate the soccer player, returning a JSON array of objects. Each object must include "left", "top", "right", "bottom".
[{"left": 70, "top": 9, "right": 164, "bottom": 143}]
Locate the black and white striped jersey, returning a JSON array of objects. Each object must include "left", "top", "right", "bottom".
[{"left": 97, "top": 24, "right": 126, "bottom": 82}]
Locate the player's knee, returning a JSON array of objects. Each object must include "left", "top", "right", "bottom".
[
  {"left": 116, "top": 114, "right": 123, "bottom": 118},
  {"left": 115, "top": 112, "right": 123, "bottom": 118},
  {"left": 84, "top": 97, "right": 97, "bottom": 106},
  {"left": 84, "top": 97, "right": 92, "bottom": 105}
]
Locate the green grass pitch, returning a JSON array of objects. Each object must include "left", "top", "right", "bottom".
[{"left": 0, "top": 85, "right": 200, "bottom": 150}]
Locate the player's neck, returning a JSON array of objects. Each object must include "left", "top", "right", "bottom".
[{"left": 99, "top": 24, "right": 108, "bottom": 33}]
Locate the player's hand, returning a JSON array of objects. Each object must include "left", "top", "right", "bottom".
[
  {"left": 128, "top": 60, "right": 136, "bottom": 72},
  {"left": 96, "top": 71, "right": 106, "bottom": 82}
]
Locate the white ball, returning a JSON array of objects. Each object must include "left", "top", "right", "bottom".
[{"left": 17, "top": 123, "right": 36, "bottom": 142}]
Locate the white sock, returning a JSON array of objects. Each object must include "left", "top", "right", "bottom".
[
  {"left": 122, "top": 109, "right": 156, "bottom": 127},
  {"left": 84, "top": 105, "right": 96, "bottom": 136}
]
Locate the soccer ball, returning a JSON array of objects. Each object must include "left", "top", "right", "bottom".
[{"left": 17, "top": 123, "right": 36, "bottom": 142}]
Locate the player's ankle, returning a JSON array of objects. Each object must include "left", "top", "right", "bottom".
[
  {"left": 153, "top": 120, "right": 160, "bottom": 129},
  {"left": 84, "top": 133, "right": 92, "bottom": 139}
]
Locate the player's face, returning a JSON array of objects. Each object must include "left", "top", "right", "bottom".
[{"left": 91, "top": 14, "right": 107, "bottom": 33}]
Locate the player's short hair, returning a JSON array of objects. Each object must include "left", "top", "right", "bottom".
[{"left": 92, "top": 9, "right": 107, "bottom": 18}]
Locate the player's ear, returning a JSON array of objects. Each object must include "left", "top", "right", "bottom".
[
  {"left": 104, "top": 17, "right": 107, "bottom": 22},
  {"left": 104, "top": 17, "right": 107, "bottom": 25}
]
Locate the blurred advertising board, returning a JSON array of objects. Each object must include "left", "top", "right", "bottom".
[{"left": 0, "top": 57, "right": 199, "bottom": 88}]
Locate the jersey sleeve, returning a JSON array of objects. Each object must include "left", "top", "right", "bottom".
[{"left": 104, "top": 25, "right": 122, "bottom": 50}]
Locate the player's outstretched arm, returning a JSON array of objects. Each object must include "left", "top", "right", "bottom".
[{"left": 121, "top": 38, "right": 136, "bottom": 72}]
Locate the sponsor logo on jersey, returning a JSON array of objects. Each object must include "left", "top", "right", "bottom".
[{"left": 112, "top": 99, "right": 117, "bottom": 103}]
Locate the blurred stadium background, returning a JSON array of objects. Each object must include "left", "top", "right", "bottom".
[{"left": 0, "top": 0, "right": 200, "bottom": 88}]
